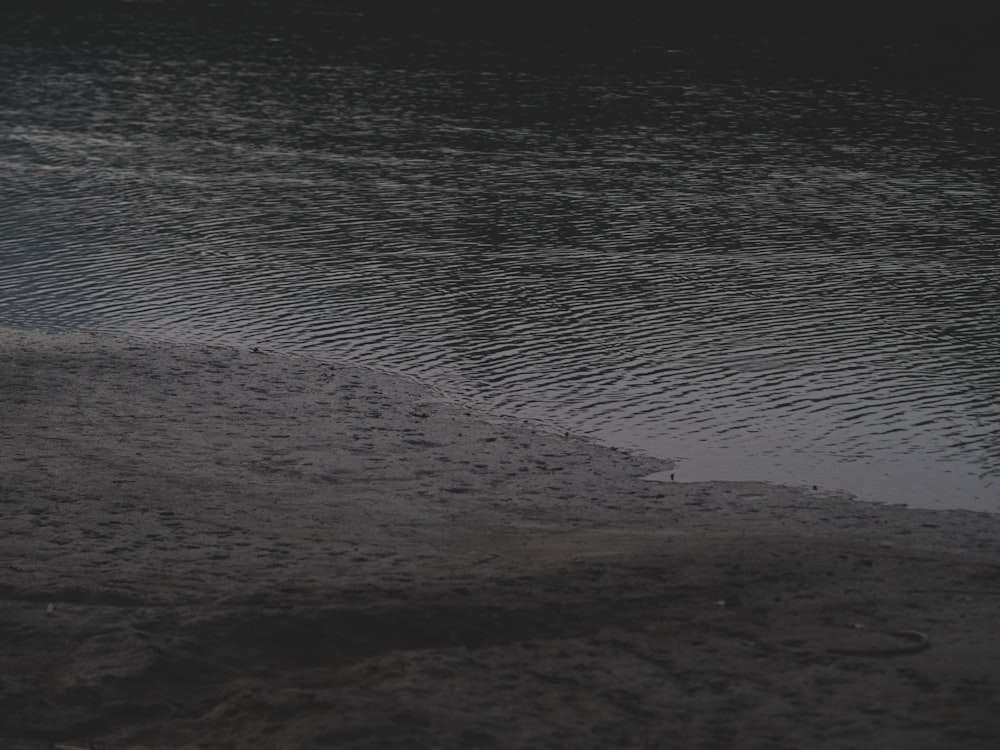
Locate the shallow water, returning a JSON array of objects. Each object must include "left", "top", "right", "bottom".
[{"left": 2, "top": 5, "right": 999, "bottom": 511}]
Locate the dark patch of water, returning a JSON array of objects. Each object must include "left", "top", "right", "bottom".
[{"left": 1, "top": 3, "right": 998, "bottom": 510}]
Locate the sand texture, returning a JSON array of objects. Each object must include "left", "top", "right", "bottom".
[{"left": 2, "top": 325, "right": 1000, "bottom": 749}]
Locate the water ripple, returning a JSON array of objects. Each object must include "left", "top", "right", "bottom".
[{"left": 2, "top": 30, "right": 999, "bottom": 510}]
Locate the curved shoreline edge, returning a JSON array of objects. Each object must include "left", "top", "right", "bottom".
[{"left": 3, "top": 324, "right": 1000, "bottom": 748}]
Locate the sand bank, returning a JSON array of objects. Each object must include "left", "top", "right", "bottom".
[{"left": 2, "top": 325, "right": 999, "bottom": 749}]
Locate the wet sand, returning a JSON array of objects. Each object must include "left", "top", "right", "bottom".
[{"left": 2, "top": 325, "right": 999, "bottom": 749}]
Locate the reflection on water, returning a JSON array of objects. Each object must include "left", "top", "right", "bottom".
[{"left": 1, "top": 5, "right": 999, "bottom": 511}]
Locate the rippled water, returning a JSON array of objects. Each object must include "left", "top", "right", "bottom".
[{"left": 2, "top": 5, "right": 999, "bottom": 511}]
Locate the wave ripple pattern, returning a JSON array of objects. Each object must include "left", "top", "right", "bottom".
[{"left": 1, "top": 23, "right": 998, "bottom": 510}]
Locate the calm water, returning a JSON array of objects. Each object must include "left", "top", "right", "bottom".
[{"left": 2, "top": 4, "right": 999, "bottom": 511}]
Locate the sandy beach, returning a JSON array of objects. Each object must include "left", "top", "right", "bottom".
[{"left": 2, "top": 324, "right": 999, "bottom": 749}]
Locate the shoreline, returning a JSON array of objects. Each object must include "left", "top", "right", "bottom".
[{"left": 3, "top": 325, "right": 1000, "bottom": 748}]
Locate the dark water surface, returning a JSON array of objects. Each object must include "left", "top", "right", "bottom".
[{"left": 2, "top": 3, "right": 999, "bottom": 511}]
